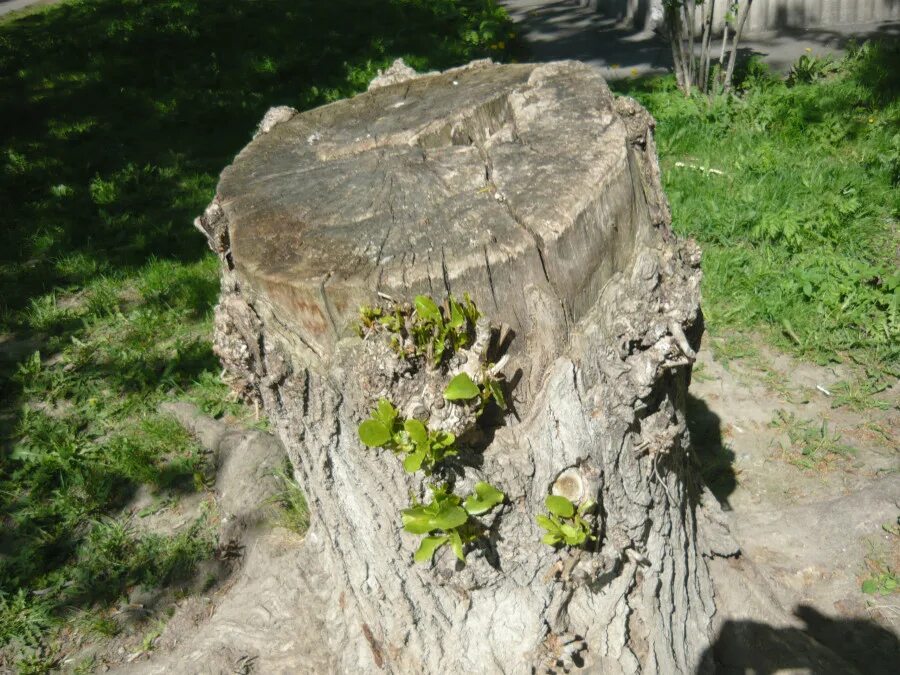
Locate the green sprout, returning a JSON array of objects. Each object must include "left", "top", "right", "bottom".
[
  {"left": 402, "top": 482, "right": 505, "bottom": 563},
  {"left": 358, "top": 399, "right": 456, "bottom": 474},
  {"left": 536, "top": 495, "right": 596, "bottom": 548}
]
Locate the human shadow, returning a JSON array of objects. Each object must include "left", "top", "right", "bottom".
[
  {"left": 701, "top": 604, "right": 900, "bottom": 674},
  {"left": 686, "top": 393, "right": 738, "bottom": 509}
]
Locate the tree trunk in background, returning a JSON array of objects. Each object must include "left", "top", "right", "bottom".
[{"left": 194, "top": 59, "right": 719, "bottom": 674}]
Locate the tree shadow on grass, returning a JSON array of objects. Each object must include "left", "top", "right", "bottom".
[
  {"left": 0, "top": 0, "right": 519, "bottom": 642},
  {"left": 0, "top": 0, "right": 517, "bottom": 315}
]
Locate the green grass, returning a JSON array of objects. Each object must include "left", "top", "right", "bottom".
[
  {"left": 268, "top": 459, "right": 311, "bottom": 536},
  {"left": 0, "top": 0, "right": 520, "bottom": 665},
  {"left": 613, "top": 42, "right": 899, "bottom": 385},
  {"left": 769, "top": 409, "right": 857, "bottom": 470}
]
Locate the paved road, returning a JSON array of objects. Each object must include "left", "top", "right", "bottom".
[
  {"left": 0, "top": 0, "right": 60, "bottom": 19},
  {"left": 501, "top": 0, "right": 899, "bottom": 79}
]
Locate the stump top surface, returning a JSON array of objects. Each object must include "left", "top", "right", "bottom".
[{"left": 218, "top": 60, "right": 626, "bottom": 294}]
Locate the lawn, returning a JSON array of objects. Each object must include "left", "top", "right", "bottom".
[
  {"left": 0, "top": 0, "right": 897, "bottom": 668},
  {"left": 0, "top": 0, "right": 518, "bottom": 668},
  {"left": 612, "top": 44, "right": 899, "bottom": 384}
]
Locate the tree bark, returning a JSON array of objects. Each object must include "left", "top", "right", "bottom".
[{"left": 194, "top": 59, "right": 717, "bottom": 674}]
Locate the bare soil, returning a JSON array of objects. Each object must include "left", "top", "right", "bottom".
[{"left": 43, "top": 335, "right": 900, "bottom": 672}]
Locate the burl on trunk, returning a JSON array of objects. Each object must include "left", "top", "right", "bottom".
[{"left": 195, "top": 59, "right": 719, "bottom": 674}]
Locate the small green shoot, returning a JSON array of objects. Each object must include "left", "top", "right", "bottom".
[
  {"left": 442, "top": 369, "right": 507, "bottom": 412},
  {"left": 536, "top": 495, "right": 596, "bottom": 548},
  {"left": 358, "top": 399, "right": 457, "bottom": 474},
  {"left": 358, "top": 293, "right": 480, "bottom": 366},
  {"left": 443, "top": 372, "right": 480, "bottom": 400},
  {"left": 402, "top": 482, "right": 504, "bottom": 563},
  {"left": 861, "top": 571, "right": 899, "bottom": 595}
]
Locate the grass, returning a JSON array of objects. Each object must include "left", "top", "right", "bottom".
[
  {"left": 0, "top": 0, "right": 520, "bottom": 666},
  {"left": 612, "top": 42, "right": 899, "bottom": 388},
  {"left": 268, "top": 460, "right": 311, "bottom": 536},
  {"left": 769, "top": 409, "right": 857, "bottom": 470},
  {"left": 860, "top": 521, "right": 899, "bottom": 601}
]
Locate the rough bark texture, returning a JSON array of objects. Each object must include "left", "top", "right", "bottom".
[{"left": 194, "top": 59, "right": 717, "bottom": 673}]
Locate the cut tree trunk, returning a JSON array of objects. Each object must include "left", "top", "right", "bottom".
[{"left": 194, "top": 59, "right": 719, "bottom": 674}]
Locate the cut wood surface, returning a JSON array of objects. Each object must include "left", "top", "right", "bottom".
[{"left": 181, "top": 58, "right": 719, "bottom": 674}]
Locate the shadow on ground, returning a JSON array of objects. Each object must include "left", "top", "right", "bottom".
[
  {"left": 0, "top": 0, "right": 515, "bottom": 316},
  {"left": 702, "top": 604, "right": 900, "bottom": 674},
  {"left": 687, "top": 393, "right": 737, "bottom": 508},
  {"left": 502, "top": 0, "right": 900, "bottom": 77}
]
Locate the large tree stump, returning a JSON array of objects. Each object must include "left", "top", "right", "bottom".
[{"left": 195, "top": 59, "right": 715, "bottom": 673}]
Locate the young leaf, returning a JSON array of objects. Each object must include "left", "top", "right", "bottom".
[
  {"left": 431, "top": 431, "right": 455, "bottom": 449},
  {"left": 414, "top": 536, "right": 448, "bottom": 563},
  {"left": 487, "top": 379, "right": 506, "bottom": 410},
  {"left": 444, "top": 372, "right": 480, "bottom": 401},
  {"left": 545, "top": 495, "right": 575, "bottom": 518},
  {"left": 404, "top": 419, "right": 428, "bottom": 445},
  {"left": 560, "top": 523, "right": 582, "bottom": 542},
  {"left": 359, "top": 420, "right": 391, "bottom": 447},
  {"left": 431, "top": 505, "right": 468, "bottom": 530},
  {"left": 448, "top": 530, "right": 465, "bottom": 561},
  {"left": 542, "top": 532, "right": 562, "bottom": 546},
  {"left": 464, "top": 481, "right": 505, "bottom": 515},
  {"left": 861, "top": 578, "right": 878, "bottom": 594},
  {"left": 374, "top": 398, "right": 397, "bottom": 426},
  {"left": 415, "top": 295, "right": 442, "bottom": 323},
  {"left": 535, "top": 514, "right": 560, "bottom": 533},
  {"left": 577, "top": 499, "right": 596, "bottom": 516},
  {"left": 402, "top": 507, "right": 435, "bottom": 535},
  {"left": 403, "top": 448, "right": 427, "bottom": 473},
  {"left": 448, "top": 299, "right": 466, "bottom": 329}
]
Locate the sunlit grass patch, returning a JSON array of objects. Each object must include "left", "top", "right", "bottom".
[
  {"left": 769, "top": 409, "right": 857, "bottom": 470},
  {"left": 613, "top": 41, "right": 899, "bottom": 382}
]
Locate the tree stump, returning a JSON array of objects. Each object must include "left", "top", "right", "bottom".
[{"left": 195, "top": 59, "right": 715, "bottom": 673}]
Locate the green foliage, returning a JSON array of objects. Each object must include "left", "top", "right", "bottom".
[
  {"left": 443, "top": 372, "right": 481, "bottom": 400},
  {"left": 463, "top": 480, "right": 505, "bottom": 516},
  {"left": 770, "top": 409, "right": 856, "bottom": 470},
  {"left": 359, "top": 293, "right": 480, "bottom": 365},
  {"left": 268, "top": 460, "right": 310, "bottom": 535},
  {"left": 358, "top": 399, "right": 457, "bottom": 474},
  {"left": 829, "top": 377, "right": 892, "bottom": 411},
  {"left": 0, "top": 590, "right": 52, "bottom": 649},
  {"left": 788, "top": 52, "right": 838, "bottom": 85},
  {"left": 403, "top": 482, "right": 504, "bottom": 563},
  {"left": 357, "top": 292, "right": 509, "bottom": 563},
  {"left": 536, "top": 495, "right": 596, "bottom": 548},
  {"left": 443, "top": 370, "right": 507, "bottom": 412},
  {"left": 861, "top": 571, "right": 899, "bottom": 595},
  {"left": 612, "top": 39, "right": 900, "bottom": 382}
]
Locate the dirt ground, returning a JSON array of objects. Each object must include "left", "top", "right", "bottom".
[
  {"left": 690, "top": 333, "right": 899, "bottom": 672},
  {"left": 51, "top": 333, "right": 894, "bottom": 673}
]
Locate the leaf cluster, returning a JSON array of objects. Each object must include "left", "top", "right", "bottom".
[
  {"left": 536, "top": 495, "right": 596, "bottom": 548},
  {"left": 861, "top": 571, "right": 898, "bottom": 595},
  {"left": 402, "top": 482, "right": 504, "bottom": 563},
  {"left": 358, "top": 294, "right": 479, "bottom": 366},
  {"left": 358, "top": 399, "right": 457, "bottom": 475}
]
